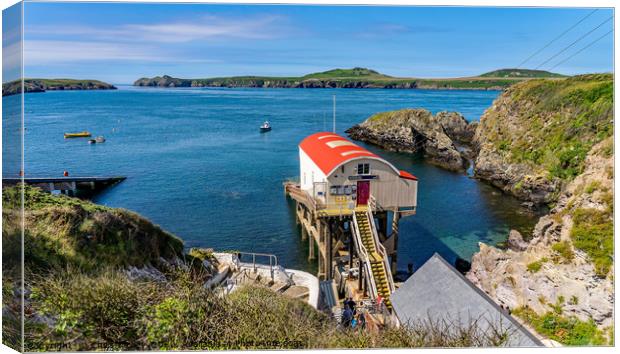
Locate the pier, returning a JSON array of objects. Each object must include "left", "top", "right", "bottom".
[
  {"left": 3, "top": 176, "right": 127, "bottom": 196},
  {"left": 286, "top": 132, "right": 418, "bottom": 319}
]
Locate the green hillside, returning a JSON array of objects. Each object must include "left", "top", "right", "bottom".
[
  {"left": 479, "top": 68, "right": 565, "bottom": 78},
  {"left": 134, "top": 67, "right": 564, "bottom": 90}
]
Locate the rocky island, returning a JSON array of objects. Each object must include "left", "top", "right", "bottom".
[
  {"left": 346, "top": 109, "right": 476, "bottom": 171},
  {"left": 133, "top": 68, "right": 564, "bottom": 91},
  {"left": 345, "top": 73, "right": 614, "bottom": 345},
  {"left": 2, "top": 78, "right": 117, "bottom": 96}
]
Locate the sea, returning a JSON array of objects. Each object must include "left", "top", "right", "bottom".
[{"left": 6, "top": 86, "right": 539, "bottom": 272}]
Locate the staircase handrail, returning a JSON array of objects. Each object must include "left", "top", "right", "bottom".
[
  {"left": 351, "top": 212, "right": 379, "bottom": 300},
  {"left": 366, "top": 204, "right": 396, "bottom": 294}
]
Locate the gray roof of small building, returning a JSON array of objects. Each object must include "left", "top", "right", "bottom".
[{"left": 391, "top": 253, "right": 543, "bottom": 347}]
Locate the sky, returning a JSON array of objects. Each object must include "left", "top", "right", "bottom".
[{"left": 3, "top": 3, "right": 615, "bottom": 84}]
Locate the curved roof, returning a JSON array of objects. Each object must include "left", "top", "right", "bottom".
[{"left": 299, "top": 132, "right": 417, "bottom": 181}]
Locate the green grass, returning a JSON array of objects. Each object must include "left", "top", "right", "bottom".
[
  {"left": 3, "top": 185, "right": 184, "bottom": 273},
  {"left": 479, "top": 74, "right": 613, "bottom": 181},
  {"left": 513, "top": 306, "right": 608, "bottom": 345},
  {"left": 551, "top": 241, "right": 575, "bottom": 263},
  {"left": 527, "top": 257, "right": 548, "bottom": 273},
  {"left": 570, "top": 208, "right": 613, "bottom": 276}
]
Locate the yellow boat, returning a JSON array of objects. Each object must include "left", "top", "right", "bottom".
[{"left": 64, "top": 131, "right": 92, "bottom": 139}]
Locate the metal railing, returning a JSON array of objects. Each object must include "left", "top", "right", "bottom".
[
  {"left": 366, "top": 203, "right": 396, "bottom": 294},
  {"left": 234, "top": 252, "right": 280, "bottom": 282},
  {"left": 351, "top": 211, "right": 379, "bottom": 300}
]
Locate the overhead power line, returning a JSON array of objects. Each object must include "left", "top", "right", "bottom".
[
  {"left": 517, "top": 9, "right": 598, "bottom": 68},
  {"left": 535, "top": 16, "right": 613, "bottom": 70},
  {"left": 548, "top": 29, "right": 614, "bottom": 71}
]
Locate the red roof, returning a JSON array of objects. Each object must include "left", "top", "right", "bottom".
[
  {"left": 399, "top": 170, "right": 418, "bottom": 181},
  {"left": 299, "top": 132, "right": 418, "bottom": 181}
]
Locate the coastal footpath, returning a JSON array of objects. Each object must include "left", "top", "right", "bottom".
[
  {"left": 345, "top": 73, "right": 613, "bottom": 345},
  {"left": 133, "top": 68, "right": 564, "bottom": 91},
  {"left": 2, "top": 79, "right": 117, "bottom": 96},
  {"left": 2, "top": 185, "right": 511, "bottom": 351}
]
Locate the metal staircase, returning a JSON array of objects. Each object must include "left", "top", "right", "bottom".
[{"left": 351, "top": 205, "right": 396, "bottom": 310}]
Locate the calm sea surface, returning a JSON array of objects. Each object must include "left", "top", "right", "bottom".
[{"left": 13, "top": 86, "right": 538, "bottom": 271}]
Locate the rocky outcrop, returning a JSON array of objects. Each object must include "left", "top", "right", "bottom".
[
  {"left": 467, "top": 138, "right": 614, "bottom": 329},
  {"left": 472, "top": 74, "right": 612, "bottom": 205},
  {"left": 2, "top": 79, "right": 117, "bottom": 96},
  {"left": 346, "top": 109, "right": 474, "bottom": 171},
  {"left": 436, "top": 112, "right": 477, "bottom": 144}
]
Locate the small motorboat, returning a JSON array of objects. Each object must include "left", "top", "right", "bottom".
[
  {"left": 88, "top": 136, "right": 106, "bottom": 144},
  {"left": 64, "top": 131, "right": 91, "bottom": 139},
  {"left": 259, "top": 121, "right": 272, "bottom": 133}
]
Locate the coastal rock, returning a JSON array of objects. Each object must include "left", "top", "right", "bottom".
[
  {"left": 472, "top": 74, "right": 612, "bottom": 205},
  {"left": 346, "top": 109, "right": 467, "bottom": 171},
  {"left": 468, "top": 138, "right": 614, "bottom": 330},
  {"left": 436, "top": 111, "right": 477, "bottom": 144},
  {"left": 506, "top": 230, "right": 528, "bottom": 251}
]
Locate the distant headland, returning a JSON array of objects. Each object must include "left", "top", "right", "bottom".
[
  {"left": 133, "top": 67, "right": 565, "bottom": 90},
  {"left": 2, "top": 79, "right": 117, "bottom": 97}
]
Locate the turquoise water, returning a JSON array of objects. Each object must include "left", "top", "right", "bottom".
[{"left": 14, "top": 86, "right": 537, "bottom": 271}]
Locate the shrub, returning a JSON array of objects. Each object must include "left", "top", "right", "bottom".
[
  {"left": 570, "top": 208, "right": 613, "bottom": 276},
  {"left": 527, "top": 258, "right": 548, "bottom": 273},
  {"left": 551, "top": 241, "right": 575, "bottom": 263},
  {"left": 513, "top": 307, "right": 608, "bottom": 345}
]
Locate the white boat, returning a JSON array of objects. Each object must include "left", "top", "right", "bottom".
[{"left": 260, "top": 121, "right": 272, "bottom": 133}]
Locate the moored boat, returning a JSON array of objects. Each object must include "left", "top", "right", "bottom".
[
  {"left": 259, "top": 121, "right": 271, "bottom": 133},
  {"left": 95, "top": 136, "right": 106, "bottom": 143},
  {"left": 64, "top": 131, "right": 91, "bottom": 138}
]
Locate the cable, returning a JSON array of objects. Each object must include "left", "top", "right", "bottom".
[
  {"left": 548, "top": 29, "right": 613, "bottom": 71},
  {"left": 517, "top": 9, "right": 598, "bottom": 68},
  {"left": 535, "top": 16, "right": 613, "bottom": 69}
]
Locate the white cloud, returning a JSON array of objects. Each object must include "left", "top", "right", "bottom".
[
  {"left": 23, "top": 40, "right": 219, "bottom": 65},
  {"left": 27, "top": 14, "right": 288, "bottom": 44}
]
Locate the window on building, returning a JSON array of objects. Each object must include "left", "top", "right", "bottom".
[{"left": 357, "top": 163, "right": 370, "bottom": 175}]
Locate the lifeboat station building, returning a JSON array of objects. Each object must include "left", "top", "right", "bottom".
[{"left": 285, "top": 132, "right": 418, "bottom": 313}]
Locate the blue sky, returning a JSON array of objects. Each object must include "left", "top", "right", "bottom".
[{"left": 11, "top": 3, "right": 616, "bottom": 83}]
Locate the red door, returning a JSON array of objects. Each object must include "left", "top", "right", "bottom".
[{"left": 356, "top": 181, "right": 370, "bottom": 206}]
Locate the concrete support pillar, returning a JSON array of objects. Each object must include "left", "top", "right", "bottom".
[
  {"left": 326, "top": 220, "right": 333, "bottom": 280},
  {"left": 308, "top": 232, "right": 315, "bottom": 260},
  {"left": 391, "top": 211, "right": 400, "bottom": 276},
  {"left": 301, "top": 224, "right": 307, "bottom": 241},
  {"left": 358, "top": 261, "right": 363, "bottom": 291}
]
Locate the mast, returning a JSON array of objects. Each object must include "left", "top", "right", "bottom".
[{"left": 332, "top": 95, "right": 336, "bottom": 133}]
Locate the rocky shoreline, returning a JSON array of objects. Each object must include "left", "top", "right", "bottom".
[{"left": 467, "top": 137, "right": 614, "bottom": 329}]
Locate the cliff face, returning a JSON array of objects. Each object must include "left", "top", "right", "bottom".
[
  {"left": 467, "top": 137, "right": 613, "bottom": 330},
  {"left": 346, "top": 109, "right": 476, "bottom": 171},
  {"left": 467, "top": 74, "right": 614, "bottom": 342},
  {"left": 472, "top": 74, "right": 613, "bottom": 205}
]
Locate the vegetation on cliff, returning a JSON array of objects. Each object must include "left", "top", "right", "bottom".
[
  {"left": 133, "top": 67, "right": 563, "bottom": 90},
  {"left": 473, "top": 73, "right": 613, "bottom": 203},
  {"left": 3, "top": 186, "right": 512, "bottom": 351},
  {"left": 2, "top": 79, "right": 117, "bottom": 96}
]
